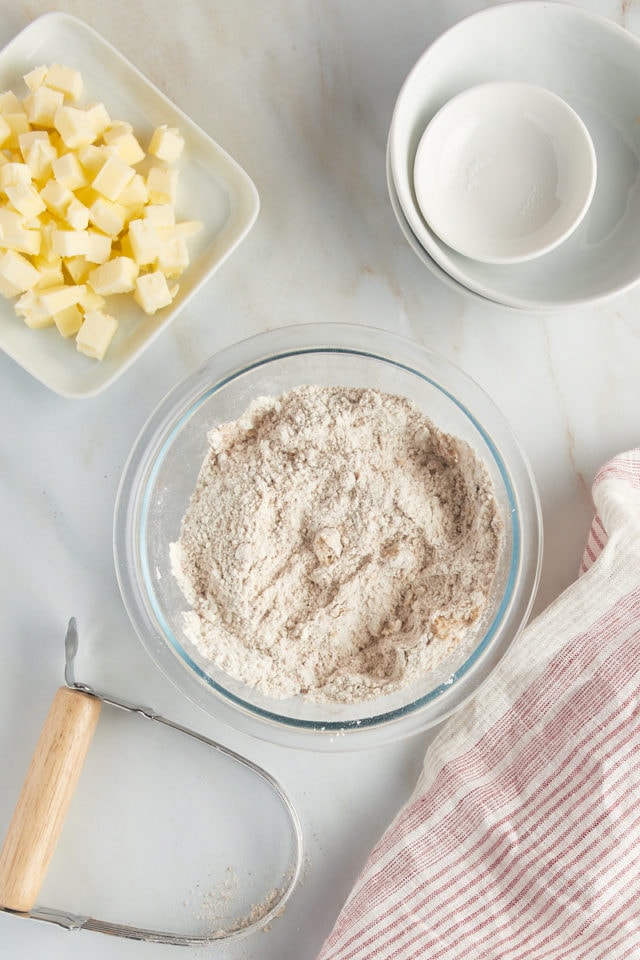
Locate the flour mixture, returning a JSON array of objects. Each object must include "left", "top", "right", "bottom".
[{"left": 170, "top": 386, "right": 503, "bottom": 703}]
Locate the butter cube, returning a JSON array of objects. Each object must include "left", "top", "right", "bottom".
[
  {"left": 148, "top": 125, "right": 184, "bottom": 163},
  {"left": 76, "top": 308, "right": 118, "bottom": 360},
  {"left": 92, "top": 153, "right": 136, "bottom": 202},
  {"left": 0, "top": 163, "right": 32, "bottom": 190},
  {"left": 5, "top": 182, "right": 46, "bottom": 219},
  {"left": 0, "top": 114, "right": 10, "bottom": 147},
  {"left": 118, "top": 173, "right": 148, "bottom": 209},
  {"left": 146, "top": 165, "right": 178, "bottom": 204},
  {"left": 22, "top": 137, "right": 57, "bottom": 182},
  {"left": 0, "top": 249, "right": 40, "bottom": 296},
  {"left": 143, "top": 203, "right": 175, "bottom": 227},
  {"left": 38, "top": 283, "right": 86, "bottom": 316},
  {"left": 160, "top": 220, "right": 203, "bottom": 241},
  {"left": 88, "top": 255, "right": 138, "bottom": 294},
  {"left": 86, "top": 102, "right": 111, "bottom": 137},
  {"left": 51, "top": 228, "right": 91, "bottom": 257},
  {"left": 0, "top": 91, "right": 25, "bottom": 114},
  {"left": 84, "top": 229, "right": 112, "bottom": 264},
  {"left": 64, "top": 196, "right": 90, "bottom": 231},
  {"left": 2, "top": 113, "right": 31, "bottom": 150},
  {"left": 15, "top": 290, "right": 54, "bottom": 328},
  {"left": 23, "top": 65, "right": 48, "bottom": 93},
  {"left": 78, "top": 286, "right": 106, "bottom": 311},
  {"left": 54, "top": 302, "right": 83, "bottom": 337},
  {"left": 54, "top": 105, "right": 97, "bottom": 149},
  {"left": 0, "top": 208, "right": 41, "bottom": 255},
  {"left": 104, "top": 132, "right": 145, "bottom": 166},
  {"left": 133, "top": 270, "right": 176, "bottom": 314},
  {"left": 127, "top": 218, "right": 161, "bottom": 265},
  {"left": 40, "top": 179, "right": 73, "bottom": 217},
  {"left": 45, "top": 63, "right": 83, "bottom": 101},
  {"left": 52, "top": 152, "right": 87, "bottom": 190},
  {"left": 77, "top": 144, "right": 107, "bottom": 177},
  {"left": 64, "top": 255, "right": 91, "bottom": 284},
  {"left": 88, "top": 196, "right": 126, "bottom": 236},
  {"left": 24, "top": 87, "right": 64, "bottom": 127},
  {"left": 33, "top": 256, "right": 65, "bottom": 289},
  {"left": 157, "top": 236, "right": 190, "bottom": 278}
]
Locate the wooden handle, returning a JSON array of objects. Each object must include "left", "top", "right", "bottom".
[{"left": 0, "top": 686, "right": 101, "bottom": 912}]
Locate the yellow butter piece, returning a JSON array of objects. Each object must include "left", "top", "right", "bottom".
[
  {"left": 92, "top": 153, "right": 136, "bottom": 202},
  {"left": 54, "top": 302, "right": 83, "bottom": 337},
  {"left": 23, "top": 65, "right": 48, "bottom": 93},
  {"left": 24, "top": 86, "right": 64, "bottom": 127},
  {"left": 45, "top": 63, "right": 83, "bottom": 101},
  {"left": 54, "top": 105, "right": 97, "bottom": 149},
  {"left": 88, "top": 255, "right": 138, "bottom": 294},
  {"left": 0, "top": 248, "right": 40, "bottom": 296},
  {"left": 51, "top": 228, "right": 91, "bottom": 257},
  {"left": 51, "top": 152, "right": 87, "bottom": 190},
  {"left": 76, "top": 308, "right": 118, "bottom": 360},
  {"left": 133, "top": 270, "right": 176, "bottom": 314},
  {"left": 146, "top": 165, "right": 178, "bottom": 204},
  {"left": 88, "top": 196, "right": 127, "bottom": 236},
  {"left": 148, "top": 124, "right": 184, "bottom": 163},
  {"left": 5, "top": 182, "right": 46, "bottom": 219},
  {"left": 127, "top": 218, "right": 162, "bottom": 265}
]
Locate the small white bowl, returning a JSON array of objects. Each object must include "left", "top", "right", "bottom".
[
  {"left": 388, "top": 2, "right": 640, "bottom": 310},
  {"left": 413, "top": 82, "right": 596, "bottom": 265}
]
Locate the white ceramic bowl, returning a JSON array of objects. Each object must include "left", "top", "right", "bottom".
[
  {"left": 114, "top": 323, "right": 542, "bottom": 751},
  {"left": 389, "top": 2, "right": 640, "bottom": 310},
  {"left": 413, "top": 82, "right": 596, "bottom": 265}
]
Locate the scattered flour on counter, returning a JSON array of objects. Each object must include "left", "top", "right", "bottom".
[{"left": 170, "top": 385, "right": 503, "bottom": 703}]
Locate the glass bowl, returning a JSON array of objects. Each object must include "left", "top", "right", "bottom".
[{"left": 114, "top": 323, "right": 542, "bottom": 750}]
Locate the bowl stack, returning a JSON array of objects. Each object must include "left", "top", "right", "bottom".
[{"left": 387, "top": 1, "right": 640, "bottom": 311}]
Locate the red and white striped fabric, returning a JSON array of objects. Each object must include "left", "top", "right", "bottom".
[{"left": 317, "top": 449, "right": 640, "bottom": 960}]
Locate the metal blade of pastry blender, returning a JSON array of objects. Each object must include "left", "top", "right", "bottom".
[{"left": 0, "top": 618, "right": 304, "bottom": 945}]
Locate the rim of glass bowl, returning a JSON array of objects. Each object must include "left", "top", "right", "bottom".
[{"left": 114, "top": 323, "right": 542, "bottom": 750}]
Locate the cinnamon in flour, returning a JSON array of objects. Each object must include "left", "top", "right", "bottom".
[{"left": 170, "top": 386, "right": 503, "bottom": 703}]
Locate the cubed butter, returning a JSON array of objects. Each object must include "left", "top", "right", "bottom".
[
  {"left": 64, "top": 196, "right": 90, "bottom": 231},
  {"left": 0, "top": 163, "right": 32, "bottom": 190},
  {"left": 0, "top": 249, "right": 41, "bottom": 297},
  {"left": 127, "top": 218, "right": 161, "bottom": 265},
  {"left": 117, "top": 173, "right": 148, "bottom": 209},
  {"left": 38, "top": 283, "right": 86, "bottom": 317},
  {"left": 40, "top": 179, "right": 73, "bottom": 217},
  {"left": 52, "top": 152, "right": 87, "bottom": 190},
  {"left": 146, "top": 165, "right": 178, "bottom": 204},
  {"left": 45, "top": 63, "right": 83, "bottom": 101},
  {"left": 23, "top": 65, "right": 48, "bottom": 93},
  {"left": 92, "top": 153, "right": 136, "bottom": 202},
  {"left": 16, "top": 290, "right": 54, "bottom": 328},
  {"left": 0, "top": 208, "right": 41, "bottom": 255},
  {"left": 51, "top": 228, "right": 91, "bottom": 257},
  {"left": 148, "top": 125, "right": 184, "bottom": 163},
  {"left": 76, "top": 308, "right": 118, "bottom": 360},
  {"left": 0, "top": 114, "right": 10, "bottom": 147},
  {"left": 84, "top": 229, "right": 112, "bottom": 264},
  {"left": 87, "top": 255, "right": 138, "bottom": 294},
  {"left": 24, "top": 86, "right": 65, "bottom": 127},
  {"left": 157, "top": 236, "right": 190, "bottom": 278},
  {"left": 54, "top": 105, "right": 97, "bottom": 149},
  {"left": 133, "top": 270, "right": 176, "bottom": 314},
  {"left": 33, "top": 256, "right": 65, "bottom": 289},
  {"left": 86, "top": 102, "right": 111, "bottom": 137},
  {"left": 88, "top": 196, "right": 127, "bottom": 237},
  {"left": 5, "top": 182, "right": 46, "bottom": 219},
  {"left": 54, "top": 302, "right": 83, "bottom": 337},
  {"left": 22, "top": 137, "right": 58, "bottom": 182},
  {"left": 104, "top": 132, "right": 145, "bottom": 166}
]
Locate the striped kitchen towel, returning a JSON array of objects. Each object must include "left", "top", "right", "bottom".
[{"left": 317, "top": 449, "right": 640, "bottom": 960}]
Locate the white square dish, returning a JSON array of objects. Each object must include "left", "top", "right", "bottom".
[{"left": 0, "top": 13, "right": 259, "bottom": 398}]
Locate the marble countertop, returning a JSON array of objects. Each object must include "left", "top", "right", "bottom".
[{"left": 1, "top": 1, "right": 640, "bottom": 958}]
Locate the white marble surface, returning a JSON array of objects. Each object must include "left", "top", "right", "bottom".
[{"left": 2, "top": 1, "right": 640, "bottom": 958}]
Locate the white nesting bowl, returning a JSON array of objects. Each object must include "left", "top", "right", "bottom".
[
  {"left": 413, "top": 82, "right": 597, "bottom": 265},
  {"left": 389, "top": 1, "right": 640, "bottom": 310}
]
